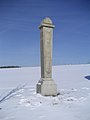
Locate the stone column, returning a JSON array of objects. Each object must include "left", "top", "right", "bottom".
[{"left": 36, "top": 17, "right": 57, "bottom": 96}]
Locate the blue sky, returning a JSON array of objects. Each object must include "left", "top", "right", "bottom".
[{"left": 0, "top": 0, "right": 90, "bottom": 66}]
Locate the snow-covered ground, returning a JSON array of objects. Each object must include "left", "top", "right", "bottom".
[{"left": 0, "top": 64, "right": 90, "bottom": 120}]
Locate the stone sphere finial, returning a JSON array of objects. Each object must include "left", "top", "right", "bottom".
[{"left": 41, "top": 17, "right": 53, "bottom": 25}]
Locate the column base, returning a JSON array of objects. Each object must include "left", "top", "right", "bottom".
[{"left": 36, "top": 78, "right": 57, "bottom": 96}]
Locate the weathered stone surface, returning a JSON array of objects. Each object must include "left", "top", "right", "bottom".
[
  {"left": 37, "top": 80, "right": 57, "bottom": 96},
  {"left": 37, "top": 17, "right": 57, "bottom": 96}
]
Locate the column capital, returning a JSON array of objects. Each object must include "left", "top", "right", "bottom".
[{"left": 39, "top": 17, "right": 55, "bottom": 29}]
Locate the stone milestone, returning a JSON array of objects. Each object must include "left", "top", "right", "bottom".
[{"left": 36, "top": 17, "right": 57, "bottom": 96}]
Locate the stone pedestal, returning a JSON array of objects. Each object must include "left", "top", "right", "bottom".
[{"left": 37, "top": 17, "right": 57, "bottom": 96}]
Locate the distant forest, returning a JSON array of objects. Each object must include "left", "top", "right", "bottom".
[{"left": 0, "top": 66, "right": 21, "bottom": 69}]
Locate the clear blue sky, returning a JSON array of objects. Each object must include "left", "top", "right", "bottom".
[{"left": 0, "top": 0, "right": 90, "bottom": 66}]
